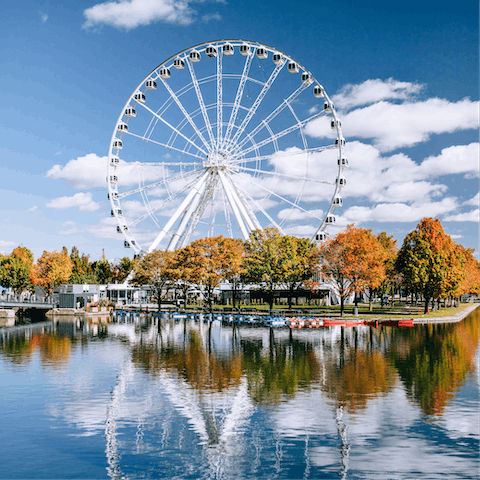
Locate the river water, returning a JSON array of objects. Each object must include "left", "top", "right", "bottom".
[{"left": 1, "top": 309, "right": 478, "bottom": 479}]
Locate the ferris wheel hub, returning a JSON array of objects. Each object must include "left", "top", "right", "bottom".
[{"left": 205, "top": 150, "right": 229, "bottom": 167}]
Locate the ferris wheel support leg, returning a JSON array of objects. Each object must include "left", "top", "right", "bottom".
[
  {"left": 167, "top": 177, "right": 208, "bottom": 251},
  {"left": 218, "top": 171, "right": 250, "bottom": 239},
  {"left": 148, "top": 172, "right": 209, "bottom": 252}
]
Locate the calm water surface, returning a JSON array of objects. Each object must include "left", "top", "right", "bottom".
[{"left": 1, "top": 309, "right": 479, "bottom": 479}]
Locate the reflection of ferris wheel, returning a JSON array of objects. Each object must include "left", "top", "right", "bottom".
[{"left": 107, "top": 40, "right": 346, "bottom": 254}]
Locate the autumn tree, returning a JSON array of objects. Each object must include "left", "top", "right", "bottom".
[
  {"left": 30, "top": 250, "right": 73, "bottom": 297},
  {"left": 455, "top": 245, "right": 480, "bottom": 297},
  {"left": 396, "top": 218, "right": 461, "bottom": 313},
  {"left": 131, "top": 250, "right": 175, "bottom": 310},
  {"left": 171, "top": 246, "right": 202, "bottom": 308},
  {"left": 375, "top": 232, "right": 399, "bottom": 309},
  {"left": 176, "top": 236, "right": 244, "bottom": 312},
  {"left": 318, "top": 225, "right": 387, "bottom": 315},
  {"left": 0, "top": 246, "right": 34, "bottom": 294}
]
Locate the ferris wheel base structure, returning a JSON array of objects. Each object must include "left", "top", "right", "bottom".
[{"left": 107, "top": 40, "right": 347, "bottom": 254}]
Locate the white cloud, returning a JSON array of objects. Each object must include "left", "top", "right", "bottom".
[
  {"left": 419, "top": 143, "right": 479, "bottom": 178},
  {"left": 83, "top": 0, "right": 198, "bottom": 30},
  {"left": 47, "top": 153, "right": 108, "bottom": 189},
  {"left": 27, "top": 206, "right": 38, "bottom": 212},
  {"left": 46, "top": 192, "right": 101, "bottom": 212},
  {"left": 63, "top": 220, "right": 76, "bottom": 227},
  {"left": 465, "top": 192, "right": 479, "bottom": 206},
  {"left": 443, "top": 209, "right": 480, "bottom": 223},
  {"left": 59, "top": 227, "right": 83, "bottom": 235},
  {"left": 307, "top": 81, "right": 478, "bottom": 152},
  {"left": 277, "top": 208, "right": 324, "bottom": 221},
  {"left": 343, "top": 197, "right": 458, "bottom": 223},
  {"left": 0, "top": 240, "right": 17, "bottom": 254},
  {"left": 46, "top": 153, "right": 155, "bottom": 190},
  {"left": 202, "top": 12, "right": 221, "bottom": 22},
  {"left": 332, "top": 78, "right": 423, "bottom": 111},
  {"left": 341, "top": 98, "right": 478, "bottom": 152},
  {"left": 41, "top": 13, "right": 48, "bottom": 23}
]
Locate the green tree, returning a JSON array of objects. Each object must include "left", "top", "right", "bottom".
[
  {"left": 279, "top": 236, "right": 319, "bottom": 309},
  {"left": 243, "top": 228, "right": 289, "bottom": 312}
]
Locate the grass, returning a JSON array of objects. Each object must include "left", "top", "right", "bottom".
[{"left": 197, "top": 302, "right": 477, "bottom": 319}]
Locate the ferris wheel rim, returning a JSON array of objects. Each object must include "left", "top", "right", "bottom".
[{"left": 107, "top": 39, "right": 346, "bottom": 254}]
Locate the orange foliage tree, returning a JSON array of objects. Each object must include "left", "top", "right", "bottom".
[
  {"left": 176, "top": 236, "right": 244, "bottom": 311},
  {"left": 396, "top": 218, "right": 464, "bottom": 313},
  {"left": 0, "top": 246, "right": 34, "bottom": 294},
  {"left": 318, "top": 225, "right": 387, "bottom": 315},
  {"left": 30, "top": 250, "right": 73, "bottom": 297}
]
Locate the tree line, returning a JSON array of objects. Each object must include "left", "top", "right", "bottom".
[
  {"left": 1, "top": 217, "right": 478, "bottom": 314},
  {"left": 0, "top": 246, "right": 132, "bottom": 298}
]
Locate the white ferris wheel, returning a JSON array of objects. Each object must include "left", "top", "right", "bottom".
[{"left": 107, "top": 40, "right": 346, "bottom": 254}]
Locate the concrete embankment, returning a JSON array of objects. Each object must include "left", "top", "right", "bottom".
[
  {"left": 0, "top": 310, "right": 15, "bottom": 327},
  {"left": 411, "top": 302, "right": 479, "bottom": 324}
]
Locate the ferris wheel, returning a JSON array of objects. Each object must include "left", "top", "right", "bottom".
[{"left": 107, "top": 40, "right": 346, "bottom": 254}]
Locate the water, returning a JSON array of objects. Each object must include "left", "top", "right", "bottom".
[{"left": 0, "top": 309, "right": 478, "bottom": 479}]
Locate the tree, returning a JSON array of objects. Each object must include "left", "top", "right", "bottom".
[
  {"left": 131, "top": 250, "right": 175, "bottom": 310},
  {"left": 375, "top": 232, "right": 398, "bottom": 309},
  {"left": 69, "top": 246, "right": 95, "bottom": 284},
  {"left": 396, "top": 218, "right": 460, "bottom": 314},
  {"left": 170, "top": 246, "right": 202, "bottom": 308},
  {"left": 176, "top": 236, "right": 244, "bottom": 312},
  {"left": 30, "top": 250, "right": 73, "bottom": 297},
  {"left": 243, "top": 228, "right": 289, "bottom": 312},
  {"left": 0, "top": 246, "right": 35, "bottom": 294},
  {"left": 110, "top": 257, "right": 133, "bottom": 284},
  {"left": 318, "top": 226, "right": 387, "bottom": 315},
  {"left": 279, "top": 236, "right": 320, "bottom": 309}
]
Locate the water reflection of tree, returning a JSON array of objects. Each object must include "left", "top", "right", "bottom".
[
  {"left": 0, "top": 331, "right": 71, "bottom": 367},
  {"left": 322, "top": 349, "right": 396, "bottom": 413},
  {"left": 388, "top": 314, "right": 479, "bottom": 417},
  {"left": 132, "top": 331, "right": 243, "bottom": 392},
  {"left": 241, "top": 335, "right": 321, "bottom": 405}
]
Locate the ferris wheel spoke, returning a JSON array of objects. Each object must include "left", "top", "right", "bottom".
[
  {"left": 159, "top": 78, "right": 212, "bottom": 152},
  {"left": 229, "top": 180, "right": 285, "bottom": 234},
  {"left": 218, "top": 171, "right": 250, "bottom": 239},
  {"left": 229, "top": 60, "right": 285, "bottom": 148},
  {"left": 235, "top": 172, "right": 324, "bottom": 221},
  {"left": 227, "top": 175, "right": 262, "bottom": 231},
  {"left": 186, "top": 58, "right": 216, "bottom": 149},
  {"left": 216, "top": 51, "right": 223, "bottom": 149},
  {"left": 148, "top": 171, "right": 210, "bottom": 252},
  {"left": 124, "top": 129, "right": 206, "bottom": 161},
  {"left": 222, "top": 50, "right": 255, "bottom": 149},
  {"left": 138, "top": 102, "right": 209, "bottom": 156},
  {"left": 181, "top": 174, "right": 220, "bottom": 247},
  {"left": 231, "top": 145, "right": 332, "bottom": 166},
  {"left": 233, "top": 165, "right": 334, "bottom": 185},
  {"left": 129, "top": 171, "right": 206, "bottom": 228},
  {"left": 235, "top": 110, "right": 329, "bottom": 158},
  {"left": 234, "top": 82, "right": 311, "bottom": 152},
  {"left": 167, "top": 176, "right": 209, "bottom": 251},
  {"left": 118, "top": 167, "right": 205, "bottom": 200}
]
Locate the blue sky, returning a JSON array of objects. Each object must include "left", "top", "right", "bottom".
[{"left": 0, "top": 0, "right": 478, "bottom": 261}]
